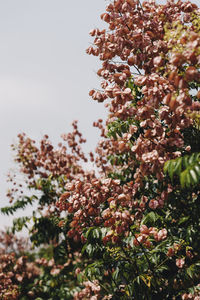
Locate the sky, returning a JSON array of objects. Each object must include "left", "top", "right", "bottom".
[
  {"left": 0, "top": 0, "right": 108, "bottom": 228},
  {"left": 0, "top": 0, "right": 199, "bottom": 229}
]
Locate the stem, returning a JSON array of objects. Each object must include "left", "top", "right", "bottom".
[
  {"left": 134, "top": 234, "right": 159, "bottom": 285},
  {"left": 118, "top": 10, "right": 131, "bottom": 31},
  {"left": 138, "top": 0, "right": 144, "bottom": 13},
  {"left": 155, "top": 256, "right": 169, "bottom": 270},
  {"left": 120, "top": 244, "right": 139, "bottom": 275},
  {"left": 99, "top": 282, "right": 111, "bottom": 294},
  {"left": 134, "top": 65, "right": 142, "bottom": 75}
]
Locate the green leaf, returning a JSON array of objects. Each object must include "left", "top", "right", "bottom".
[
  {"left": 163, "top": 160, "right": 170, "bottom": 174},
  {"left": 112, "top": 267, "right": 120, "bottom": 282},
  {"left": 86, "top": 244, "right": 93, "bottom": 257},
  {"left": 164, "top": 153, "right": 200, "bottom": 188},
  {"left": 93, "top": 228, "right": 101, "bottom": 239},
  {"left": 168, "top": 160, "right": 176, "bottom": 181},
  {"left": 173, "top": 157, "right": 182, "bottom": 175},
  {"left": 186, "top": 263, "right": 200, "bottom": 279},
  {"left": 180, "top": 171, "right": 187, "bottom": 188},
  {"left": 86, "top": 227, "right": 95, "bottom": 240},
  {"left": 178, "top": 216, "right": 190, "bottom": 225},
  {"left": 183, "top": 155, "right": 189, "bottom": 169},
  {"left": 141, "top": 212, "right": 159, "bottom": 226},
  {"left": 189, "top": 169, "right": 198, "bottom": 184},
  {"left": 12, "top": 216, "right": 31, "bottom": 233},
  {"left": 194, "top": 163, "right": 200, "bottom": 176},
  {"left": 1, "top": 195, "right": 37, "bottom": 215}
]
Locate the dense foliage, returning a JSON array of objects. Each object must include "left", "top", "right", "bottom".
[{"left": 1, "top": 0, "right": 200, "bottom": 299}]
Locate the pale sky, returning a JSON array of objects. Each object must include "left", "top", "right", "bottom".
[
  {"left": 0, "top": 0, "right": 107, "bottom": 227},
  {"left": 0, "top": 0, "right": 199, "bottom": 228}
]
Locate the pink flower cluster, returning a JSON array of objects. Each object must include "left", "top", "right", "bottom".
[
  {"left": 74, "top": 280, "right": 101, "bottom": 300},
  {"left": 133, "top": 225, "right": 167, "bottom": 248}
]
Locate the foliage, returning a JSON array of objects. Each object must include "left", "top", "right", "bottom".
[
  {"left": 164, "top": 152, "right": 200, "bottom": 188},
  {"left": 1, "top": 0, "right": 200, "bottom": 299}
]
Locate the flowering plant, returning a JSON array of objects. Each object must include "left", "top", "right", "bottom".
[{"left": 1, "top": 0, "right": 200, "bottom": 299}]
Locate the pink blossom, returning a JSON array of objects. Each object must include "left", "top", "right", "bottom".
[
  {"left": 149, "top": 199, "right": 159, "bottom": 210},
  {"left": 176, "top": 258, "right": 185, "bottom": 268}
]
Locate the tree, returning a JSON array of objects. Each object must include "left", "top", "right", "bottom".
[{"left": 1, "top": 0, "right": 200, "bottom": 299}]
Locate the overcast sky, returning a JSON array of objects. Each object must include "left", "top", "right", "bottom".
[
  {"left": 0, "top": 0, "right": 199, "bottom": 229},
  {"left": 0, "top": 0, "right": 108, "bottom": 227}
]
